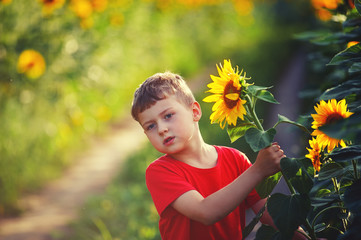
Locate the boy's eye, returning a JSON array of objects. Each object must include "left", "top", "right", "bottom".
[
  {"left": 146, "top": 123, "right": 155, "bottom": 131},
  {"left": 164, "top": 113, "right": 173, "bottom": 119}
]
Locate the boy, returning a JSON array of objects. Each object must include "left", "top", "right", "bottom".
[{"left": 131, "top": 72, "right": 298, "bottom": 239}]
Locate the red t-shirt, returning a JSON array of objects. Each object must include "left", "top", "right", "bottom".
[{"left": 145, "top": 145, "right": 262, "bottom": 240}]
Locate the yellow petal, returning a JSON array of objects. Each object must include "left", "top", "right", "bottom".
[
  {"left": 203, "top": 94, "right": 222, "bottom": 102},
  {"left": 225, "top": 93, "right": 239, "bottom": 101}
]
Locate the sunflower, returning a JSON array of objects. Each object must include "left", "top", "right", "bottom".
[
  {"left": 203, "top": 59, "right": 249, "bottom": 129},
  {"left": 38, "top": 0, "right": 65, "bottom": 15},
  {"left": 306, "top": 137, "right": 323, "bottom": 172},
  {"left": 311, "top": 0, "right": 341, "bottom": 21},
  {"left": 70, "top": 0, "right": 93, "bottom": 19},
  {"left": 311, "top": 0, "right": 340, "bottom": 10},
  {"left": 17, "top": 49, "right": 46, "bottom": 79},
  {"left": 0, "top": 0, "right": 12, "bottom": 5},
  {"left": 311, "top": 99, "right": 353, "bottom": 152}
]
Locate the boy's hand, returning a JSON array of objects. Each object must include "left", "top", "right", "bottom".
[{"left": 254, "top": 142, "right": 284, "bottom": 178}]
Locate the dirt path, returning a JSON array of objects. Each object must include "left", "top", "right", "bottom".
[{"left": 0, "top": 117, "right": 147, "bottom": 240}]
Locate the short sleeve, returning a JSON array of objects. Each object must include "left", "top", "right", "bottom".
[
  {"left": 245, "top": 188, "right": 262, "bottom": 208},
  {"left": 241, "top": 155, "right": 262, "bottom": 208},
  {"left": 228, "top": 147, "right": 262, "bottom": 208},
  {"left": 146, "top": 159, "right": 196, "bottom": 215}
]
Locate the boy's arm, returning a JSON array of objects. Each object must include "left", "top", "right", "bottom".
[{"left": 171, "top": 143, "right": 283, "bottom": 225}]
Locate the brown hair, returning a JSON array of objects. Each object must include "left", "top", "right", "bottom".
[{"left": 131, "top": 72, "right": 195, "bottom": 121}]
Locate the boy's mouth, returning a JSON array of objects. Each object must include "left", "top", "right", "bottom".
[{"left": 163, "top": 136, "right": 175, "bottom": 145}]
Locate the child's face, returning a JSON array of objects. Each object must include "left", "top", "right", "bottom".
[{"left": 138, "top": 95, "right": 200, "bottom": 155}]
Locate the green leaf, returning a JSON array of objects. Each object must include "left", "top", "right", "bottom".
[
  {"left": 255, "top": 224, "right": 278, "bottom": 240},
  {"left": 227, "top": 121, "right": 256, "bottom": 143},
  {"left": 319, "top": 79, "right": 361, "bottom": 101},
  {"left": 293, "top": 31, "right": 330, "bottom": 41},
  {"left": 245, "top": 128, "right": 276, "bottom": 152},
  {"left": 328, "top": 44, "right": 361, "bottom": 66},
  {"left": 281, "top": 158, "right": 314, "bottom": 194},
  {"left": 316, "top": 188, "right": 332, "bottom": 198},
  {"left": 256, "top": 90, "right": 279, "bottom": 104},
  {"left": 293, "top": 30, "right": 340, "bottom": 46},
  {"left": 318, "top": 162, "right": 345, "bottom": 181},
  {"left": 328, "top": 145, "right": 361, "bottom": 162},
  {"left": 349, "top": 62, "right": 361, "bottom": 73},
  {"left": 343, "top": 178, "right": 361, "bottom": 212},
  {"left": 268, "top": 193, "right": 311, "bottom": 238},
  {"left": 248, "top": 85, "right": 279, "bottom": 104},
  {"left": 356, "top": 0, "right": 361, "bottom": 15},
  {"left": 256, "top": 172, "right": 282, "bottom": 199},
  {"left": 273, "top": 114, "right": 310, "bottom": 134},
  {"left": 248, "top": 85, "right": 273, "bottom": 94},
  {"left": 280, "top": 157, "right": 300, "bottom": 179},
  {"left": 314, "top": 223, "right": 327, "bottom": 233},
  {"left": 319, "top": 111, "right": 361, "bottom": 143},
  {"left": 299, "top": 157, "right": 315, "bottom": 178},
  {"left": 310, "top": 194, "right": 340, "bottom": 207}
]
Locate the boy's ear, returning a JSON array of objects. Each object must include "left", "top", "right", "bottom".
[{"left": 192, "top": 101, "right": 202, "bottom": 121}]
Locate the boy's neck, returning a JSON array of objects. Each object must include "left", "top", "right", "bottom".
[{"left": 168, "top": 136, "right": 218, "bottom": 169}]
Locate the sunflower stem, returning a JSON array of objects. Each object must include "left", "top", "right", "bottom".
[
  {"left": 304, "top": 218, "right": 317, "bottom": 240},
  {"left": 331, "top": 177, "right": 348, "bottom": 231},
  {"left": 311, "top": 205, "right": 346, "bottom": 230},
  {"left": 352, "top": 159, "right": 359, "bottom": 179},
  {"left": 245, "top": 94, "right": 264, "bottom": 131},
  {"left": 282, "top": 173, "right": 296, "bottom": 195}
]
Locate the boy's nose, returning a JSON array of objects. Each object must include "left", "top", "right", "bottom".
[{"left": 158, "top": 123, "right": 168, "bottom": 135}]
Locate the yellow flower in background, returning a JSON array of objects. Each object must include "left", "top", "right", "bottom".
[
  {"left": 69, "top": 110, "right": 85, "bottom": 126},
  {"left": 91, "top": 0, "right": 108, "bottom": 12},
  {"left": 233, "top": 0, "right": 254, "bottom": 16},
  {"left": 314, "top": 8, "right": 332, "bottom": 21},
  {"left": 347, "top": 41, "right": 359, "bottom": 48},
  {"left": 96, "top": 105, "right": 112, "bottom": 122},
  {"left": 70, "top": 0, "right": 93, "bottom": 19},
  {"left": 17, "top": 49, "right": 46, "bottom": 79},
  {"left": 311, "top": 0, "right": 340, "bottom": 10},
  {"left": 311, "top": 0, "right": 341, "bottom": 21},
  {"left": 80, "top": 16, "right": 94, "bottom": 29},
  {"left": 203, "top": 59, "right": 248, "bottom": 129},
  {"left": 110, "top": 13, "right": 124, "bottom": 26},
  {"left": 311, "top": 99, "right": 353, "bottom": 152},
  {"left": 0, "top": 0, "right": 12, "bottom": 5},
  {"left": 38, "top": 0, "right": 65, "bottom": 15},
  {"left": 306, "top": 138, "right": 322, "bottom": 172}
]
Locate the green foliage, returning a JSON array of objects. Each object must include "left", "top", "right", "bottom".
[
  {"left": 62, "top": 143, "right": 162, "bottom": 240},
  {"left": 227, "top": 119, "right": 256, "bottom": 143},
  {"left": 320, "top": 112, "right": 361, "bottom": 142},
  {"left": 245, "top": 128, "right": 277, "bottom": 152},
  {"left": 281, "top": 157, "right": 314, "bottom": 194},
  {"left": 248, "top": 85, "right": 280, "bottom": 105},
  {"left": 253, "top": 1, "right": 361, "bottom": 239},
  {"left": 255, "top": 172, "right": 282, "bottom": 199},
  {"left": 268, "top": 193, "right": 311, "bottom": 239}
]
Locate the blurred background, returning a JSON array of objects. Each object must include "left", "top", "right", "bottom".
[{"left": 0, "top": 0, "right": 325, "bottom": 239}]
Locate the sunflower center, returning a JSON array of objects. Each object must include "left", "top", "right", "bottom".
[
  {"left": 26, "top": 62, "right": 35, "bottom": 70},
  {"left": 325, "top": 113, "right": 343, "bottom": 124},
  {"left": 223, "top": 81, "right": 241, "bottom": 109}
]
